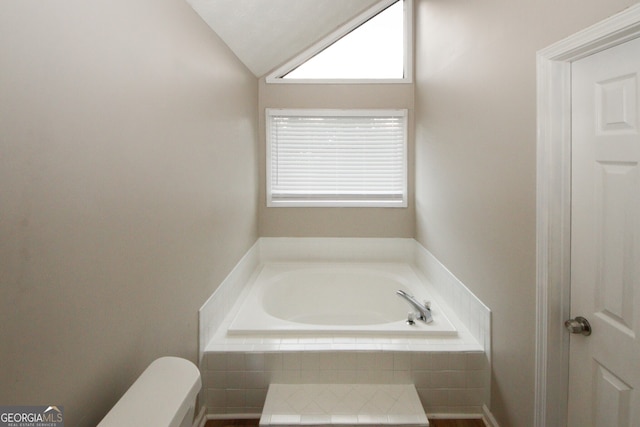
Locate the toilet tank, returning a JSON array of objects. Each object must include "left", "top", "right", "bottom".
[{"left": 98, "top": 357, "right": 201, "bottom": 427}]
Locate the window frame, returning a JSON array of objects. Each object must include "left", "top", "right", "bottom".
[
  {"left": 266, "top": 108, "right": 408, "bottom": 208},
  {"left": 265, "top": 0, "right": 413, "bottom": 85}
]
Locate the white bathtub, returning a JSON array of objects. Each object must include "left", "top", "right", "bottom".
[{"left": 228, "top": 262, "right": 457, "bottom": 336}]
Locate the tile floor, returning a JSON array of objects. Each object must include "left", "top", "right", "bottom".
[{"left": 259, "top": 384, "right": 429, "bottom": 426}]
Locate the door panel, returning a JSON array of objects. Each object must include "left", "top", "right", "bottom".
[
  {"left": 593, "top": 363, "right": 632, "bottom": 427},
  {"left": 594, "top": 162, "right": 636, "bottom": 333},
  {"left": 570, "top": 36, "right": 640, "bottom": 427}
]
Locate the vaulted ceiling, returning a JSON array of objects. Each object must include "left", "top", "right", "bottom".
[{"left": 185, "top": 0, "right": 382, "bottom": 77}]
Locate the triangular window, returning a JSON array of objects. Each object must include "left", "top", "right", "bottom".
[{"left": 267, "top": 0, "right": 412, "bottom": 83}]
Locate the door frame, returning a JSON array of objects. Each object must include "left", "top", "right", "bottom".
[{"left": 535, "top": 4, "right": 640, "bottom": 427}]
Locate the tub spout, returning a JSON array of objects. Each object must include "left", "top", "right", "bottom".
[{"left": 396, "top": 290, "right": 433, "bottom": 323}]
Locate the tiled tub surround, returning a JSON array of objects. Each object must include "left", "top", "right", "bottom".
[
  {"left": 204, "top": 350, "right": 488, "bottom": 417},
  {"left": 199, "top": 238, "right": 491, "bottom": 418}
]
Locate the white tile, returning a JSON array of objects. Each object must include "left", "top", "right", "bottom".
[
  {"left": 359, "top": 343, "right": 384, "bottom": 351},
  {"left": 333, "top": 392, "right": 367, "bottom": 415},
  {"left": 381, "top": 343, "right": 410, "bottom": 351},
  {"left": 279, "top": 343, "right": 306, "bottom": 351},
  {"left": 431, "top": 371, "right": 453, "bottom": 389},
  {"left": 356, "top": 370, "right": 377, "bottom": 384},
  {"left": 430, "top": 371, "right": 466, "bottom": 389},
  {"left": 300, "top": 352, "right": 320, "bottom": 370},
  {"left": 300, "top": 369, "right": 323, "bottom": 383},
  {"left": 300, "top": 414, "right": 331, "bottom": 424},
  {"left": 412, "top": 371, "right": 431, "bottom": 387},
  {"left": 411, "top": 353, "right": 432, "bottom": 371},
  {"left": 336, "top": 352, "right": 359, "bottom": 370},
  {"left": 315, "top": 388, "right": 341, "bottom": 412},
  {"left": 374, "top": 352, "right": 394, "bottom": 370},
  {"left": 260, "top": 343, "right": 282, "bottom": 352},
  {"left": 430, "top": 353, "right": 452, "bottom": 370},
  {"left": 447, "top": 353, "right": 467, "bottom": 371},
  {"left": 318, "top": 352, "right": 338, "bottom": 370},
  {"left": 261, "top": 384, "right": 429, "bottom": 425},
  {"left": 367, "top": 369, "right": 394, "bottom": 384},
  {"left": 455, "top": 388, "right": 484, "bottom": 407},
  {"left": 313, "top": 335, "right": 334, "bottom": 343},
  {"left": 466, "top": 370, "right": 487, "bottom": 389},
  {"left": 331, "top": 414, "right": 359, "bottom": 424},
  {"left": 206, "top": 389, "right": 226, "bottom": 408},
  {"left": 265, "top": 353, "right": 283, "bottom": 371},
  {"left": 245, "top": 352, "right": 265, "bottom": 371},
  {"left": 388, "top": 414, "right": 429, "bottom": 425},
  {"left": 466, "top": 352, "right": 487, "bottom": 370},
  {"left": 225, "top": 389, "right": 245, "bottom": 407},
  {"left": 303, "top": 343, "right": 332, "bottom": 351},
  {"left": 282, "top": 353, "right": 300, "bottom": 370},
  {"left": 301, "top": 401, "right": 326, "bottom": 415},
  {"left": 246, "top": 370, "right": 268, "bottom": 389},
  {"left": 357, "top": 413, "right": 387, "bottom": 424},
  {"left": 258, "top": 413, "right": 271, "bottom": 425},
  {"left": 333, "top": 337, "right": 357, "bottom": 344},
  {"left": 362, "top": 398, "right": 390, "bottom": 415},
  {"left": 205, "top": 370, "right": 227, "bottom": 388},
  {"left": 423, "top": 389, "right": 450, "bottom": 406},
  {"left": 279, "top": 370, "right": 301, "bottom": 383},
  {"left": 338, "top": 370, "right": 359, "bottom": 383},
  {"left": 226, "top": 371, "right": 246, "bottom": 389},
  {"left": 206, "top": 352, "right": 227, "bottom": 371},
  {"left": 270, "top": 414, "right": 300, "bottom": 424},
  {"left": 356, "top": 353, "right": 377, "bottom": 370},
  {"left": 320, "top": 369, "right": 340, "bottom": 383},
  {"left": 393, "top": 369, "right": 412, "bottom": 383},
  {"left": 393, "top": 352, "right": 411, "bottom": 370},
  {"left": 246, "top": 389, "right": 268, "bottom": 408}
]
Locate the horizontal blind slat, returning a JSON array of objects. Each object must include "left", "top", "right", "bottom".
[{"left": 268, "top": 110, "right": 406, "bottom": 206}]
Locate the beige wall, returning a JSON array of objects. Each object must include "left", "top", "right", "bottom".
[
  {"left": 0, "top": 1, "right": 258, "bottom": 425},
  {"left": 414, "top": 1, "right": 638, "bottom": 426},
  {"left": 258, "top": 80, "right": 415, "bottom": 237}
]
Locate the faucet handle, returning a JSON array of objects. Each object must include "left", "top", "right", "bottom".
[
  {"left": 424, "top": 300, "right": 431, "bottom": 309},
  {"left": 406, "top": 311, "right": 416, "bottom": 325}
]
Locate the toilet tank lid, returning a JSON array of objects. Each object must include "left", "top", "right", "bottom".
[{"left": 98, "top": 356, "right": 201, "bottom": 427}]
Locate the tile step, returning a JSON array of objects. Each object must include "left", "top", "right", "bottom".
[{"left": 259, "top": 384, "right": 429, "bottom": 426}]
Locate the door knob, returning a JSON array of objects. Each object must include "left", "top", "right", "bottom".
[{"left": 565, "top": 316, "right": 591, "bottom": 336}]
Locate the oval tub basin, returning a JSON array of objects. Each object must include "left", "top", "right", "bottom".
[{"left": 227, "top": 262, "right": 457, "bottom": 336}]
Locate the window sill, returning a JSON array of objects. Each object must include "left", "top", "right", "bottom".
[{"left": 267, "top": 200, "right": 408, "bottom": 208}]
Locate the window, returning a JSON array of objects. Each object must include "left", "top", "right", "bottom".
[
  {"left": 266, "top": 0, "right": 412, "bottom": 83},
  {"left": 266, "top": 109, "right": 408, "bottom": 207}
]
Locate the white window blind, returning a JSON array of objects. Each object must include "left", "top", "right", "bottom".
[{"left": 267, "top": 109, "right": 407, "bottom": 207}]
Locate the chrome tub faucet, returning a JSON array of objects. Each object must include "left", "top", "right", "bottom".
[{"left": 396, "top": 290, "right": 433, "bottom": 324}]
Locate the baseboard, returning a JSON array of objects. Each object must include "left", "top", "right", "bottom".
[
  {"left": 427, "top": 413, "right": 484, "bottom": 419},
  {"left": 206, "top": 414, "right": 262, "bottom": 420},
  {"left": 194, "top": 406, "right": 207, "bottom": 427},
  {"left": 482, "top": 405, "right": 500, "bottom": 427},
  {"left": 198, "top": 413, "right": 261, "bottom": 427}
]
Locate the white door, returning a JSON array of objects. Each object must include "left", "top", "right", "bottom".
[{"left": 569, "top": 37, "right": 640, "bottom": 426}]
